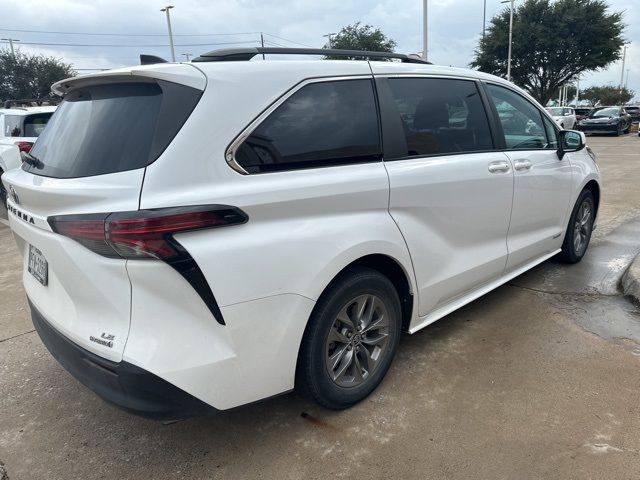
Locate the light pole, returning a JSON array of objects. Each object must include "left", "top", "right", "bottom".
[
  {"left": 181, "top": 53, "right": 192, "bottom": 61},
  {"left": 160, "top": 5, "right": 176, "bottom": 62},
  {"left": 619, "top": 44, "right": 628, "bottom": 89},
  {"left": 1, "top": 38, "right": 19, "bottom": 56},
  {"left": 323, "top": 32, "right": 337, "bottom": 48},
  {"left": 501, "top": 0, "right": 515, "bottom": 82},
  {"left": 482, "top": 0, "right": 487, "bottom": 41},
  {"left": 423, "top": 0, "right": 428, "bottom": 61},
  {"left": 625, "top": 69, "right": 630, "bottom": 89}
]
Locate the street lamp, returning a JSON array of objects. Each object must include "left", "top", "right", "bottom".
[
  {"left": 619, "top": 44, "right": 628, "bottom": 90},
  {"left": 501, "top": 0, "right": 515, "bottom": 82},
  {"left": 423, "top": 0, "right": 428, "bottom": 61},
  {"left": 323, "top": 32, "right": 337, "bottom": 48},
  {"left": 160, "top": 5, "right": 176, "bottom": 62}
]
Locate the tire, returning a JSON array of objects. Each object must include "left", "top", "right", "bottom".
[
  {"left": 0, "top": 169, "right": 6, "bottom": 209},
  {"left": 558, "top": 189, "right": 595, "bottom": 263},
  {"left": 296, "top": 267, "right": 402, "bottom": 409},
  {"left": 624, "top": 125, "right": 630, "bottom": 134}
]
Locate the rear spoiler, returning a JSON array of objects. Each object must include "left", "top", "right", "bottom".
[{"left": 51, "top": 63, "right": 207, "bottom": 96}]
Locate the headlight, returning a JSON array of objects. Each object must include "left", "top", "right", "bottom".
[{"left": 608, "top": 118, "right": 619, "bottom": 124}]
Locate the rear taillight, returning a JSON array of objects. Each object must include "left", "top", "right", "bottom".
[
  {"left": 48, "top": 206, "right": 248, "bottom": 260},
  {"left": 48, "top": 206, "right": 248, "bottom": 326},
  {"left": 15, "top": 141, "right": 34, "bottom": 153}
]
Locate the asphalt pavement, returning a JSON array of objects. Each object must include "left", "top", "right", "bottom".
[{"left": 1, "top": 134, "right": 639, "bottom": 480}]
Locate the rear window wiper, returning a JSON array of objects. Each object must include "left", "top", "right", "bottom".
[{"left": 21, "top": 151, "right": 44, "bottom": 169}]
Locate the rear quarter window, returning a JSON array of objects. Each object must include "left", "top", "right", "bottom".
[{"left": 234, "top": 79, "right": 381, "bottom": 173}]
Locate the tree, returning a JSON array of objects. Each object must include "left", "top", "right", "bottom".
[
  {"left": 0, "top": 49, "right": 75, "bottom": 103},
  {"left": 323, "top": 22, "right": 397, "bottom": 60},
  {"left": 471, "top": 0, "right": 625, "bottom": 105},
  {"left": 580, "top": 85, "right": 634, "bottom": 106}
]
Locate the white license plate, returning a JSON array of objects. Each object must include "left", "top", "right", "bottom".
[{"left": 28, "top": 245, "right": 48, "bottom": 286}]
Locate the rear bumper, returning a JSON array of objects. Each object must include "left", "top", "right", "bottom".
[{"left": 30, "top": 300, "right": 216, "bottom": 420}]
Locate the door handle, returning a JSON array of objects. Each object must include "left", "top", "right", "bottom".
[
  {"left": 513, "top": 160, "right": 532, "bottom": 171},
  {"left": 488, "top": 161, "right": 510, "bottom": 173}
]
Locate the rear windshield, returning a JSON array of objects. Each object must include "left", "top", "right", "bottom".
[
  {"left": 24, "top": 80, "right": 201, "bottom": 178},
  {"left": 4, "top": 112, "right": 53, "bottom": 137}
]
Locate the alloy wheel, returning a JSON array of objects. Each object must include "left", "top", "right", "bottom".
[
  {"left": 324, "top": 294, "right": 390, "bottom": 388},
  {"left": 573, "top": 200, "right": 592, "bottom": 255}
]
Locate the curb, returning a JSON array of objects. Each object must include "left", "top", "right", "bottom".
[{"left": 621, "top": 254, "right": 640, "bottom": 305}]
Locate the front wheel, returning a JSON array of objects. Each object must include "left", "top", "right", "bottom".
[
  {"left": 558, "top": 189, "right": 595, "bottom": 263},
  {"left": 296, "top": 267, "right": 402, "bottom": 409}
]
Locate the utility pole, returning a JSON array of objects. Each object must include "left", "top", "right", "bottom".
[
  {"left": 625, "top": 69, "right": 630, "bottom": 89},
  {"left": 423, "top": 0, "right": 428, "bottom": 61},
  {"left": 160, "top": 5, "right": 176, "bottom": 62},
  {"left": 575, "top": 77, "right": 580, "bottom": 106},
  {"left": 1, "top": 38, "right": 19, "bottom": 56},
  {"left": 323, "top": 32, "right": 336, "bottom": 48},
  {"left": 181, "top": 53, "right": 192, "bottom": 61},
  {"left": 260, "top": 32, "right": 265, "bottom": 60}
]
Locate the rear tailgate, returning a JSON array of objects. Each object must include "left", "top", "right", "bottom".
[
  {"left": 2, "top": 63, "right": 206, "bottom": 362},
  {"left": 5, "top": 168, "right": 142, "bottom": 361}
]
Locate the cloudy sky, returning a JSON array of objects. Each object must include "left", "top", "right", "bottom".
[{"left": 0, "top": 0, "right": 637, "bottom": 101}]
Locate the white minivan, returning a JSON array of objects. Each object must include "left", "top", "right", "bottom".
[{"left": 1, "top": 48, "right": 600, "bottom": 419}]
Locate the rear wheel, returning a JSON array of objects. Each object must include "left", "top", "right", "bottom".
[
  {"left": 296, "top": 267, "right": 402, "bottom": 409},
  {"left": 558, "top": 189, "right": 595, "bottom": 263}
]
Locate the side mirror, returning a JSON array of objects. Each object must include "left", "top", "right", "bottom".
[{"left": 558, "top": 130, "right": 585, "bottom": 160}]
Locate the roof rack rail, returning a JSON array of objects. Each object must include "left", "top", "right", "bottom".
[
  {"left": 192, "top": 47, "right": 431, "bottom": 64},
  {"left": 3, "top": 98, "right": 59, "bottom": 109}
]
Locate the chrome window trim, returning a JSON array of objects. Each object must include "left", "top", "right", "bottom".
[{"left": 225, "top": 75, "right": 374, "bottom": 175}]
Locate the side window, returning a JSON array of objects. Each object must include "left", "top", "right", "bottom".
[
  {"left": 234, "top": 79, "right": 380, "bottom": 174},
  {"left": 486, "top": 84, "right": 548, "bottom": 150},
  {"left": 4, "top": 115, "right": 22, "bottom": 137},
  {"left": 386, "top": 78, "right": 493, "bottom": 157},
  {"left": 542, "top": 116, "right": 558, "bottom": 149}
]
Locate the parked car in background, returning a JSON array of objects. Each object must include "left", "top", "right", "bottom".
[
  {"left": 624, "top": 105, "right": 640, "bottom": 124},
  {"left": 0, "top": 143, "right": 21, "bottom": 207},
  {"left": 574, "top": 107, "right": 592, "bottom": 123},
  {"left": 0, "top": 105, "right": 57, "bottom": 153},
  {"left": 578, "top": 106, "right": 631, "bottom": 135},
  {"left": 2, "top": 48, "right": 601, "bottom": 419},
  {"left": 545, "top": 106, "right": 577, "bottom": 129}
]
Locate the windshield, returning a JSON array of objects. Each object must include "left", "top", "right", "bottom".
[
  {"left": 589, "top": 107, "right": 619, "bottom": 118},
  {"left": 24, "top": 81, "right": 201, "bottom": 179}
]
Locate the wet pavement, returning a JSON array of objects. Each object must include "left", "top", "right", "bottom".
[{"left": 1, "top": 134, "right": 640, "bottom": 479}]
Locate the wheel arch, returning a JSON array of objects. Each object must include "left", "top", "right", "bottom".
[
  {"left": 583, "top": 179, "right": 600, "bottom": 215},
  {"left": 311, "top": 253, "right": 416, "bottom": 333}
]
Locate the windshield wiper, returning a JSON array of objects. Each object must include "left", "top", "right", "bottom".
[{"left": 21, "top": 150, "right": 44, "bottom": 169}]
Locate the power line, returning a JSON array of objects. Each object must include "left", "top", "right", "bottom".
[
  {"left": 262, "top": 33, "right": 315, "bottom": 48},
  {"left": 0, "top": 27, "right": 261, "bottom": 37},
  {"left": 1, "top": 40, "right": 259, "bottom": 48}
]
